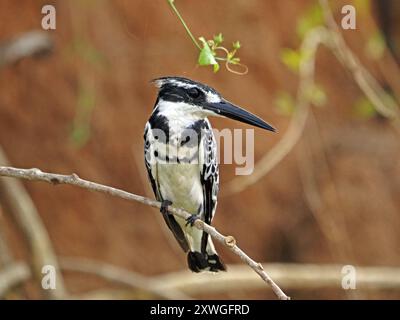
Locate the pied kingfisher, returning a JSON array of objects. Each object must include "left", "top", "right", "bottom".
[{"left": 144, "top": 76, "right": 275, "bottom": 272}]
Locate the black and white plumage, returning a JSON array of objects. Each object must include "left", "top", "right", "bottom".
[{"left": 144, "top": 76, "right": 275, "bottom": 272}]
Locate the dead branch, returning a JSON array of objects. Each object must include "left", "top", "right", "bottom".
[
  {"left": 319, "top": 0, "right": 400, "bottom": 122},
  {"left": 60, "top": 257, "right": 190, "bottom": 300},
  {"left": 0, "top": 207, "right": 13, "bottom": 266},
  {"left": 69, "top": 288, "right": 150, "bottom": 300},
  {"left": 0, "top": 30, "right": 53, "bottom": 67},
  {"left": 0, "top": 257, "right": 191, "bottom": 300},
  {"left": 225, "top": 2, "right": 400, "bottom": 195},
  {"left": 0, "top": 166, "right": 290, "bottom": 300},
  {"left": 151, "top": 263, "right": 400, "bottom": 294},
  {"left": 4, "top": 258, "right": 400, "bottom": 299},
  {"left": 0, "top": 193, "right": 26, "bottom": 299},
  {"left": 0, "top": 150, "right": 67, "bottom": 299},
  {"left": 225, "top": 27, "right": 329, "bottom": 195},
  {"left": 0, "top": 262, "right": 31, "bottom": 297}
]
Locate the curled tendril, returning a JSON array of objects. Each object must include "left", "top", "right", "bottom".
[
  {"left": 214, "top": 46, "right": 248, "bottom": 75},
  {"left": 225, "top": 60, "right": 249, "bottom": 75}
]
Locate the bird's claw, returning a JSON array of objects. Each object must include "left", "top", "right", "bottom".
[
  {"left": 160, "top": 200, "right": 172, "bottom": 215},
  {"left": 186, "top": 214, "right": 199, "bottom": 227}
]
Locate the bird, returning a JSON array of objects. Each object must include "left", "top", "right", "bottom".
[{"left": 144, "top": 76, "right": 275, "bottom": 272}]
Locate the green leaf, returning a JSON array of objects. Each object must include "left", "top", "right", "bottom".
[
  {"left": 198, "top": 37, "right": 218, "bottom": 67},
  {"left": 353, "top": 97, "right": 377, "bottom": 119},
  {"left": 213, "top": 63, "right": 220, "bottom": 73},
  {"left": 280, "top": 48, "right": 301, "bottom": 73},
  {"left": 232, "top": 41, "right": 241, "bottom": 50},
  {"left": 213, "top": 33, "right": 224, "bottom": 45},
  {"left": 365, "top": 31, "right": 386, "bottom": 60},
  {"left": 296, "top": 3, "right": 324, "bottom": 39},
  {"left": 275, "top": 91, "right": 296, "bottom": 116}
]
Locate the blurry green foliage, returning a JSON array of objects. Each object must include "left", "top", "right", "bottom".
[
  {"left": 275, "top": 91, "right": 296, "bottom": 116},
  {"left": 365, "top": 31, "right": 386, "bottom": 60},
  {"left": 71, "top": 37, "right": 107, "bottom": 68},
  {"left": 353, "top": 0, "right": 371, "bottom": 16},
  {"left": 296, "top": 2, "right": 324, "bottom": 39},
  {"left": 277, "top": 2, "right": 329, "bottom": 118},
  {"left": 280, "top": 48, "right": 301, "bottom": 73},
  {"left": 65, "top": 36, "right": 105, "bottom": 148},
  {"left": 274, "top": 84, "right": 326, "bottom": 117},
  {"left": 70, "top": 84, "right": 96, "bottom": 147},
  {"left": 280, "top": 46, "right": 315, "bottom": 74},
  {"left": 353, "top": 97, "right": 377, "bottom": 119}
]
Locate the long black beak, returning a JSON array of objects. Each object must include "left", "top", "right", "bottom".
[{"left": 204, "top": 100, "right": 276, "bottom": 132}]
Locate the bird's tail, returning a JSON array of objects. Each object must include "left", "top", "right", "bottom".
[{"left": 187, "top": 249, "right": 226, "bottom": 273}]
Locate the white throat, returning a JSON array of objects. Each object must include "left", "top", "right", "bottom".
[{"left": 155, "top": 100, "right": 212, "bottom": 127}]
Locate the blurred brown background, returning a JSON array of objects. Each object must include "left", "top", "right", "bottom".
[{"left": 0, "top": 0, "right": 399, "bottom": 299}]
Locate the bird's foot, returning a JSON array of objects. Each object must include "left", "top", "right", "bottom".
[
  {"left": 160, "top": 200, "right": 173, "bottom": 215},
  {"left": 186, "top": 214, "right": 199, "bottom": 227}
]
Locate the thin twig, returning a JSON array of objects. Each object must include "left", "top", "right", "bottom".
[
  {"left": 0, "top": 166, "right": 290, "bottom": 300},
  {"left": 0, "top": 150, "right": 67, "bottom": 299},
  {"left": 0, "top": 262, "right": 31, "bottom": 297},
  {"left": 0, "top": 257, "right": 191, "bottom": 300},
  {"left": 4, "top": 259, "right": 400, "bottom": 299},
  {"left": 225, "top": 1, "right": 400, "bottom": 195},
  {"left": 319, "top": 0, "right": 400, "bottom": 122},
  {"left": 0, "top": 207, "right": 13, "bottom": 266},
  {"left": 69, "top": 288, "right": 149, "bottom": 300},
  {"left": 60, "top": 257, "right": 191, "bottom": 300},
  {"left": 224, "top": 27, "right": 329, "bottom": 195},
  {"left": 0, "top": 30, "right": 53, "bottom": 68},
  {"left": 167, "top": 0, "right": 201, "bottom": 50},
  {"left": 296, "top": 111, "right": 355, "bottom": 261},
  {"left": 152, "top": 263, "right": 400, "bottom": 294}
]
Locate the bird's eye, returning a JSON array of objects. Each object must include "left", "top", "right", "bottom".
[{"left": 188, "top": 88, "right": 201, "bottom": 99}]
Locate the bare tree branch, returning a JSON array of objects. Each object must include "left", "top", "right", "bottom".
[
  {"left": 225, "top": 1, "right": 400, "bottom": 196},
  {"left": 4, "top": 258, "right": 400, "bottom": 299},
  {"left": 319, "top": 0, "right": 400, "bottom": 122},
  {"left": 152, "top": 263, "right": 400, "bottom": 294},
  {"left": 224, "top": 27, "right": 329, "bottom": 195},
  {"left": 69, "top": 288, "right": 150, "bottom": 300},
  {"left": 60, "top": 257, "right": 191, "bottom": 300},
  {"left": 0, "top": 262, "right": 31, "bottom": 297},
  {"left": 0, "top": 166, "right": 290, "bottom": 300},
  {"left": 0, "top": 258, "right": 190, "bottom": 300},
  {"left": 0, "top": 207, "right": 13, "bottom": 266},
  {"left": 0, "top": 151, "right": 67, "bottom": 299},
  {"left": 0, "top": 30, "right": 53, "bottom": 67}
]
